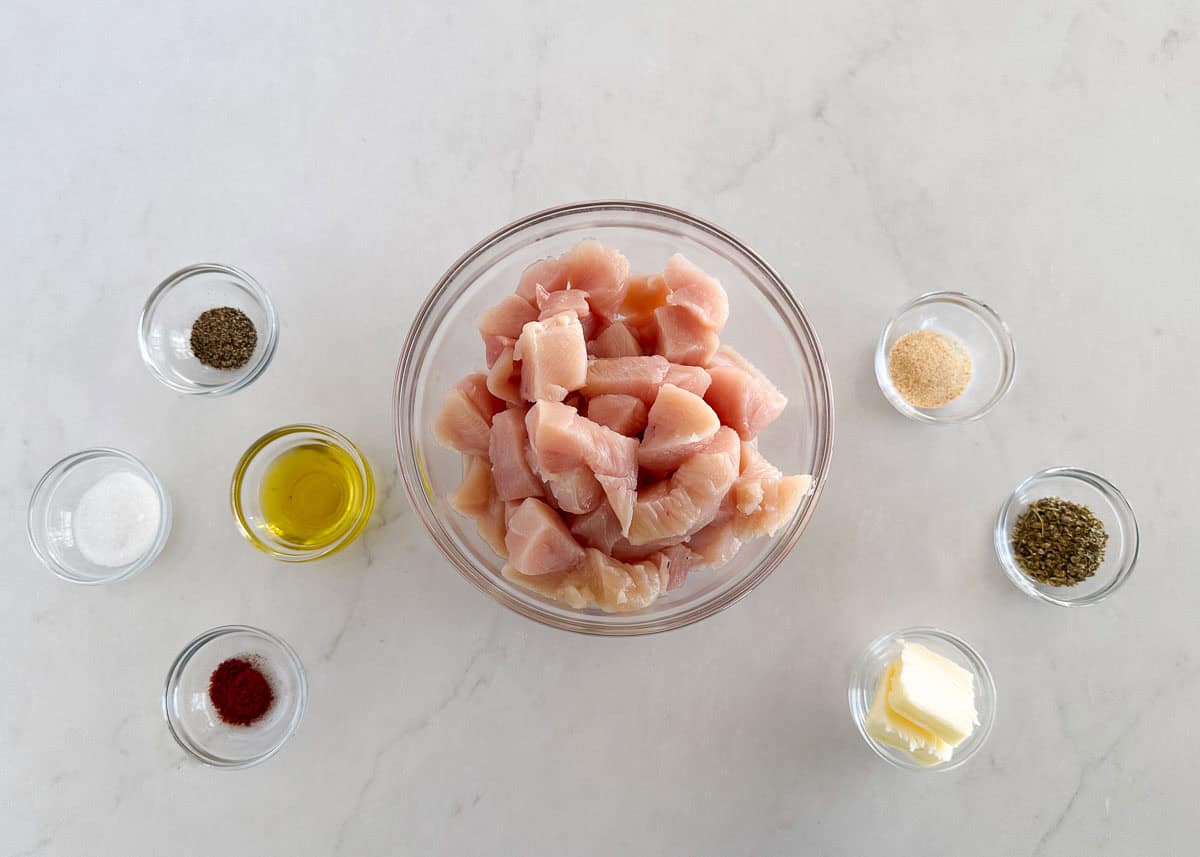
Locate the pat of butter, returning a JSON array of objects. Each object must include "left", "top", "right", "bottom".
[
  {"left": 865, "top": 663, "right": 953, "bottom": 765},
  {"left": 887, "top": 641, "right": 978, "bottom": 747}
]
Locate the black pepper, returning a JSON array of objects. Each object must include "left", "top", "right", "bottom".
[{"left": 190, "top": 307, "right": 258, "bottom": 370}]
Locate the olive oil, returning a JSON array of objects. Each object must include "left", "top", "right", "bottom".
[{"left": 259, "top": 442, "right": 363, "bottom": 548}]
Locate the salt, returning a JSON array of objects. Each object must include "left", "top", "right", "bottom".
[{"left": 72, "top": 471, "right": 162, "bottom": 567}]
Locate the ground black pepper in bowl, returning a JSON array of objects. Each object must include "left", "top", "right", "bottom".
[
  {"left": 1010, "top": 497, "right": 1108, "bottom": 586},
  {"left": 190, "top": 307, "right": 258, "bottom": 370}
]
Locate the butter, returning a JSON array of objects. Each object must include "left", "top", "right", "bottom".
[
  {"left": 887, "top": 642, "right": 978, "bottom": 747},
  {"left": 865, "top": 663, "right": 953, "bottom": 765}
]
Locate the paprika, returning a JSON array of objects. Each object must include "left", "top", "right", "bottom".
[{"left": 208, "top": 657, "right": 274, "bottom": 726}]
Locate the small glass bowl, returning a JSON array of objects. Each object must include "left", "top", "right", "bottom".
[
  {"left": 163, "top": 625, "right": 306, "bottom": 769},
  {"left": 995, "top": 467, "right": 1138, "bottom": 606},
  {"left": 875, "top": 291, "right": 1015, "bottom": 423},
  {"left": 849, "top": 627, "right": 997, "bottom": 772},
  {"left": 139, "top": 263, "right": 279, "bottom": 395},
  {"left": 27, "top": 448, "right": 172, "bottom": 584},
  {"left": 231, "top": 424, "right": 375, "bottom": 562}
]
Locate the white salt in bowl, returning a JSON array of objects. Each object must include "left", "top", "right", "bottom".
[
  {"left": 27, "top": 448, "right": 172, "bottom": 584},
  {"left": 875, "top": 292, "right": 1016, "bottom": 424},
  {"left": 394, "top": 200, "right": 835, "bottom": 635},
  {"left": 849, "top": 627, "right": 997, "bottom": 772}
]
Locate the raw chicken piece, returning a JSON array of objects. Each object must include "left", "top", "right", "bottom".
[
  {"left": 627, "top": 427, "right": 741, "bottom": 545},
  {"left": 661, "top": 542, "right": 694, "bottom": 591},
  {"left": 620, "top": 273, "right": 669, "bottom": 326},
  {"left": 477, "top": 295, "right": 538, "bottom": 348},
  {"left": 637, "top": 384, "right": 721, "bottom": 475},
  {"left": 586, "top": 394, "right": 648, "bottom": 437},
  {"left": 504, "top": 498, "right": 585, "bottom": 576},
  {"left": 568, "top": 503, "right": 624, "bottom": 554},
  {"left": 447, "top": 456, "right": 493, "bottom": 518},
  {"left": 662, "top": 253, "right": 729, "bottom": 332},
  {"left": 434, "top": 388, "right": 492, "bottom": 458},
  {"left": 589, "top": 321, "right": 642, "bottom": 359},
  {"left": 446, "top": 457, "right": 508, "bottom": 556},
  {"left": 456, "top": 374, "right": 505, "bottom": 424},
  {"left": 486, "top": 346, "right": 522, "bottom": 404},
  {"left": 703, "top": 351, "right": 788, "bottom": 440},
  {"left": 688, "top": 519, "right": 742, "bottom": 569},
  {"left": 542, "top": 466, "right": 605, "bottom": 514},
  {"left": 525, "top": 401, "right": 639, "bottom": 531},
  {"left": 484, "top": 334, "right": 516, "bottom": 369},
  {"left": 582, "top": 355, "right": 670, "bottom": 403},
  {"left": 733, "top": 441, "right": 782, "bottom": 515},
  {"left": 516, "top": 257, "right": 569, "bottom": 302},
  {"left": 514, "top": 312, "right": 588, "bottom": 403},
  {"left": 654, "top": 305, "right": 720, "bottom": 366},
  {"left": 536, "top": 285, "right": 589, "bottom": 319},
  {"left": 560, "top": 240, "right": 631, "bottom": 320},
  {"left": 489, "top": 409, "right": 544, "bottom": 501},
  {"left": 502, "top": 548, "right": 668, "bottom": 612},
  {"left": 733, "top": 474, "right": 813, "bottom": 539},
  {"left": 664, "top": 363, "right": 712, "bottom": 397}
]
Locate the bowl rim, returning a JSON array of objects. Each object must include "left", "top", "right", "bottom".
[
  {"left": 848, "top": 626, "right": 997, "bottom": 772},
  {"left": 994, "top": 466, "right": 1139, "bottom": 607},
  {"left": 161, "top": 624, "right": 307, "bottom": 769},
  {"left": 230, "top": 423, "right": 376, "bottom": 562},
  {"left": 393, "top": 199, "right": 835, "bottom": 635},
  {"left": 27, "top": 446, "right": 173, "bottom": 585},
  {"left": 874, "top": 290, "right": 1016, "bottom": 424},
  {"left": 138, "top": 262, "right": 280, "bottom": 396}
]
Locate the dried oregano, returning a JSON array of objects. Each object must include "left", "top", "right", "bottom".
[{"left": 1011, "top": 497, "right": 1108, "bottom": 586}]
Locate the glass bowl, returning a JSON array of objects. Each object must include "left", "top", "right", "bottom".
[
  {"left": 875, "top": 291, "right": 1015, "bottom": 423},
  {"left": 163, "top": 625, "right": 306, "bottom": 769},
  {"left": 995, "top": 467, "right": 1138, "bottom": 606},
  {"left": 849, "top": 627, "right": 997, "bottom": 772},
  {"left": 231, "top": 424, "right": 375, "bottom": 562},
  {"left": 139, "top": 263, "right": 279, "bottom": 395},
  {"left": 393, "top": 200, "right": 835, "bottom": 635},
  {"left": 27, "top": 448, "right": 172, "bottom": 584}
]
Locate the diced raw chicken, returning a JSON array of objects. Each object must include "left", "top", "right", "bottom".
[
  {"left": 582, "top": 355, "right": 670, "bottom": 403},
  {"left": 733, "top": 474, "right": 813, "bottom": 539},
  {"left": 504, "top": 500, "right": 522, "bottom": 526},
  {"left": 484, "top": 334, "right": 516, "bottom": 369},
  {"left": 568, "top": 503, "right": 624, "bottom": 553},
  {"left": 621, "top": 273, "right": 669, "bottom": 326},
  {"left": 662, "top": 253, "right": 729, "bottom": 332},
  {"left": 589, "top": 321, "right": 642, "bottom": 359},
  {"left": 456, "top": 374, "right": 505, "bottom": 424},
  {"left": 661, "top": 542, "right": 694, "bottom": 591},
  {"left": 542, "top": 466, "right": 605, "bottom": 514},
  {"left": 664, "top": 363, "right": 712, "bottom": 397},
  {"left": 536, "top": 285, "right": 589, "bottom": 319},
  {"left": 654, "top": 305, "right": 720, "bottom": 366},
  {"left": 704, "top": 350, "right": 788, "bottom": 440},
  {"left": 627, "top": 427, "right": 741, "bottom": 545},
  {"left": 514, "top": 312, "right": 588, "bottom": 403},
  {"left": 516, "top": 257, "right": 569, "bottom": 302},
  {"left": 434, "top": 388, "right": 492, "bottom": 458},
  {"left": 502, "top": 548, "right": 668, "bottom": 612},
  {"left": 733, "top": 441, "right": 783, "bottom": 515},
  {"left": 560, "top": 240, "right": 631, "bottom": 320},
  {"left": 688, "top": 519, "right": 742, "bottom": 569},
  {"left": 637, "top": 384, "right": 721, "bottom": 475},
  {"left": 489, "top": 409, "right": 544, "bottom": 501},
  {"left": 586, "top": 394, "right": 648, "bottom": 437},
  {"left": 504, "top": 498, "right": 585, "bottom": 576},
  {"left": 486, "top": 346, "right": 522, "bottom": 404},
  {"left": 446, "top": 457, "right": 508, "bottom": 557},
  {"left": 477, "top": 295, "right": 538, "bottom": 346},
  {"left": 447, "top": 456, "right": 493, "bottom": 518},
  {"left": 525, "top": 401, "right": 639, "bottom": 531}
]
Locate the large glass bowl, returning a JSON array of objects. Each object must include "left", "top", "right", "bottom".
[{"left": 394, "top": 201, "right": 834, "bottom": 635}]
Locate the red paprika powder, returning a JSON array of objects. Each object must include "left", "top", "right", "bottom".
[{"left": 208, "top": 657, "right": 274, "bottom": 726}]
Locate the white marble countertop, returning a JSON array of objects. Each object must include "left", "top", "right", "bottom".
[{"left": 4, "top": 1, "right": 1198, "bottom": 854}]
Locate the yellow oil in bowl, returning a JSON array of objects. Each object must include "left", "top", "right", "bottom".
[{"left": 260, "top": 442, "right": 363, "bottom": 548}]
